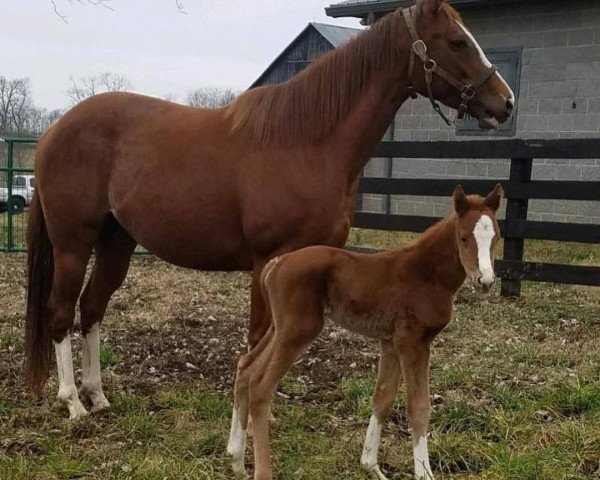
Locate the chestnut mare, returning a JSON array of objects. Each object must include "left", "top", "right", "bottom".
[
  {"left": 25, "top": 0, "right": 513, "bottom": 420},
  {"left": 229, "top": 185, "right": 504, "bottom": 480}
]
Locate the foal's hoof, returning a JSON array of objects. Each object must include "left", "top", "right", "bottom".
[
  {"left": 232, "top": 464, "right": 249, "bottom": 479},
  {"left": 68, "top": 405, "right": 89, "bottom": 421},
  {"left": 90, "top": 395, "right": 111, "bottom": 413},
  {"left": 362, "top": 464, "right": 389, "bottom": 480}
]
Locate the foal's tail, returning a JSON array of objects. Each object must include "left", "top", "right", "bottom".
[{"left": 24, "top": 192, "right": 54, "bottom": 396}]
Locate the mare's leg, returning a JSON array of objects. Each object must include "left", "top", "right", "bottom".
[
  {"left": 228, "top": 326, "right": 275, "bottom": 477},
  {"left": 80, "top": 218, "right": 136, "bottom": 412},
  {"left": 249, "top": 312, "right": 324, "bottom": 480},
  {"left": 50, "top": 246, "right": 93, "bottom": 420},
  {"left": 361, "top": 340, "right": 402, "bottom": 480},
  {"left": 398, "top": 337, "right": 434, "bottom": 480}
]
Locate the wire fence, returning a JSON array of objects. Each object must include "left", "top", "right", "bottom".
[{"left": 0, "top": 137, "right": 36, "bottom": 252}]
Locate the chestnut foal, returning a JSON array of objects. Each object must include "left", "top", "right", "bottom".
[{"left": 228, "top": 185, "right": 503, "bottom": 480}]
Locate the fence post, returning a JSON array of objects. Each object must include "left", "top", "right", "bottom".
[
  {"left": 6, "top": 140, "right": 14, "bottom": 251},
  {"left": 501, "top": 157, "right": 533, "bottom": 298}
]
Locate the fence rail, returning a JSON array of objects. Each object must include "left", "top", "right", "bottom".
[
  {"left": 360, "top": 138, "right": 600, "bottom": 296},
  {"left": 2, "top": 137, "right": 599, "bottom": 296}
]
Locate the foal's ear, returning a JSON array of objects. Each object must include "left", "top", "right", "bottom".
[
  {"left": 453, "top": 185, "right": 470, "bottom": 216},
  {"left": 485, "top": 183, "right": 504, "bottom": 212},
  {"left": 417, "top": 0, "right": 445, "bottom": 16}
]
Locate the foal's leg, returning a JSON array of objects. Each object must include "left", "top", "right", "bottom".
[
  {"left": 399, "top": 338, "right": 434, "bottom": 480},
  {"left": 247, "top": 261, "right": 271, "bottom": 349},
  {"left": 80, "top": 221, "right": 136, "bottom": 412},
  {"left": 361, "top": 340, "right": 402, "bottom": 480},
  {"left": 49, "top": 247, "right": 93, "bottom": 420},
  {"left": 228, "top": 326, "right": 275, "bottom": 477},
  {"left": 249, "top": 315, "right": 324, "bottom": 480}
]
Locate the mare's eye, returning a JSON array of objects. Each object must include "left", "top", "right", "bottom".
[
  {"left": 450, "top": 39, "right": 468, "bottom": 49},
  {"left": 461, "top": 235, "right": 468, "bottom": 243}
]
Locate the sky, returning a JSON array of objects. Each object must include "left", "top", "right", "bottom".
[{"left": 2, "top": 0, "right": 361, "bottom": 110}]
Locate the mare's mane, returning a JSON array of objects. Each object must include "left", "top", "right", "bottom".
[
  {"left": 226, "top": 10, "right": 407, "bottom": 146},
  {"left": 227, "top": 2, "right": 463, "bottom": 147}
]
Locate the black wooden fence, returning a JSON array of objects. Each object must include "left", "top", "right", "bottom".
[{"left": 357, "top": 138, "right": 600, "bottom": 297}]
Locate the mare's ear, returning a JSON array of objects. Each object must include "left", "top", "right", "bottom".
[
  {"left": 484, "top": 183, "right": 504, "bottom": 212},
  {"left": 416, "top": 0, "right": 445, "bottom": 16},
  {"left": 453, "top": 185, "right": 469, "bottom": 216}
]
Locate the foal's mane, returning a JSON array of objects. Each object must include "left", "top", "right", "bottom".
[{"left": 227, "top": 9, "right": 407, "bottom": 146}]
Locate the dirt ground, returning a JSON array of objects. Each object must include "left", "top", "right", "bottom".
[
  {"left": 0, "top": 252, "right": 381, "bottom": 393},
  {"left": 1, "top": 248, "right": 599, "bottom": 479}
]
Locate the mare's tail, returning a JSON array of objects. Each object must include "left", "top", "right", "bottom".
[{"left": 24, "top": 192, "right": 54, "bottom": 396}]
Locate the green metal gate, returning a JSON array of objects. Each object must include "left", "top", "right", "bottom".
[{"left": 1, "top": 137, "right": 37, "bottom": 252}]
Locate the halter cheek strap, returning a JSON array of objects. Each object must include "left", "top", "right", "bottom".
[{"left": 403, "top": 7, "right": 497, "bottom": 126}]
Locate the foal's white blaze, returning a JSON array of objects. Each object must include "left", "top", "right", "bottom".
[
  {"left": 54, "top": 335, "right": 88, "bottom": 420},
  {"left": 413, "top": 436, "right": 434, "bottom": 479},
  {"left": 473, "top": 214, "right": 496, "bottom": 285},
  {"left": 82, "top": 323, "right": 110, "bottom": 411},
  {"left": 456, "top": 21, "right": 515, "bottom": 102},
  {"left": 228, "top": 407, "right": 247, "bottom": 474}
]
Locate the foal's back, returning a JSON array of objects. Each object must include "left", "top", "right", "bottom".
[{"left": 263, "top": 244, "right": 453, "bottom": 340}]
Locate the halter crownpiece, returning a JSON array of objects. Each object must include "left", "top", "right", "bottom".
[{"left": 402, "top": 7, "right": 497, "bottom": 126}]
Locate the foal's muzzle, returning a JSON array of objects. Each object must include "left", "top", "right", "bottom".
[{"left": 476, "top": 274, "right": 496, "bottom": 292}]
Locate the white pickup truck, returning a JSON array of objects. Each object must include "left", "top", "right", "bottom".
[{"left": 0, "top": 174, "right": 35, "bottom": 214}]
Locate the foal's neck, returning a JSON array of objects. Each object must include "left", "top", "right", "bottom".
[{"left": 406, "top": 216, "right": 466, "bottom": 293}]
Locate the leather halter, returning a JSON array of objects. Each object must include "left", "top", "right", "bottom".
[{"left": 403, "top": 7, "right": 497, "bottom": 126}]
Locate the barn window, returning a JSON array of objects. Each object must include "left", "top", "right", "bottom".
[{"left": 455, "top": 47, "right": 522, "bottom": 137}]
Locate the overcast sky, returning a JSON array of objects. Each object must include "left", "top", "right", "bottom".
[{"left": 2, "top": 0, "right": 361, "bottom": 110}]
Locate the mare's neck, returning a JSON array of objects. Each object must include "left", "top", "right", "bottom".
[
  {"left": 406, "top": 216, "right": 466, "bottom": 293},
  {"left": 328, "top": 13, "right": 413, "bottom": 179},
  {"left": 334, "top": 75, "right": 410, "bottom": 179}
]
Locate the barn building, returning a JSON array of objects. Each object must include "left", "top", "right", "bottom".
[
  {"left": 250, "top": 23, "right": 361, "bottom": 88},
  {"left": 252, "top": 1, "right": 600, "bottom": 224}
]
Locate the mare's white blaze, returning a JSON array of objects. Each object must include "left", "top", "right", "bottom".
[
  {"left": 54, "top": 335, "right": 88, "bottom": 420},
  {"left": 456, "top": 21, "right": 515, "bottom": 101},
  {"left": 473, "top": 214, "right": 495, "bottom": 284},
  {"left": 413, "top": 436, "right": 434, "bottom": 479},
  {"left": 228, "top": 407, "right": 247, "bottom": 474},
  {"left": 82, "top": 324, "right": 110, "bottom": 411}
]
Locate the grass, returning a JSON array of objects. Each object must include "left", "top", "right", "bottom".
[
  {"left": 99, "top": 346, "right": 120, "bottom": 368},
  {"left": 0, "top": 231, "right": 599, "bottom": 479}
]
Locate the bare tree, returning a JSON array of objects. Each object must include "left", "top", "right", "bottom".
[
  {"left": 99, "top": 72, "right": 130, "bottom": 92},
  {"left": 185, "top": 87, "right": 237, "bottom": 108},
  {"left": 0, "top": 77, "right": 33, "bottom": 135},
  {"left": 51, "top": 0, "right": 185, "bottom": 22},
  {"left": 50, "top": 0, "right": 113, "bottom": 22},
  {"left": 66, "top": 72, "right": 132, "bottom": 105},
  {"left": 26, "top": 107, "right": 63, "bottom": 135}
]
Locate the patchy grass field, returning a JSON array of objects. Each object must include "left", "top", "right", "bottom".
[{"left": 0, "top": 232, "right": 599, "bottom": 479}]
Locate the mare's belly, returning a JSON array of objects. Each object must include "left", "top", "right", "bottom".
[
  {"left": 113, "top": 208, "right": 253, "bottom": 271},
  {"left": 327, "top": 306, "right": 394, "bottom": 341}
]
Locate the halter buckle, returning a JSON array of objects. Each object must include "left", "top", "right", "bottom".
[{"left": 412, "top": 40, "right": 428, "bottom": 61}]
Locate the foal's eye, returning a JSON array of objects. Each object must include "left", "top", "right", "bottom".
[
  {"left": 461, "top": 235, "right": 468, "bottom": 243},
  {"left": 450, "top": 39, "right": 469, "bottom": 49}
]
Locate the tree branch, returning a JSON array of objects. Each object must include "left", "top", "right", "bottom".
[
  {"left": 50, "top": 0, "right": 68, "bottom": 23},
  {"left": 175, "top": 0, "right": 187, "bottom": 14}
]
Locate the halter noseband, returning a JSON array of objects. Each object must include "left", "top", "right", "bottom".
[{"left": 403, "top": 7, "right": 497, "bottom": 126}]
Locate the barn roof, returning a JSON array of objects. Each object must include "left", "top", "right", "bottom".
[
  {"left": 326, "top": 0, "right": 536, "bottom": 18},
  {"left": 311, "top": 22, "right": 362, "bottom": 47},
  {"left": 250, "top": 23, "right": 362, "bottom": 88}
]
